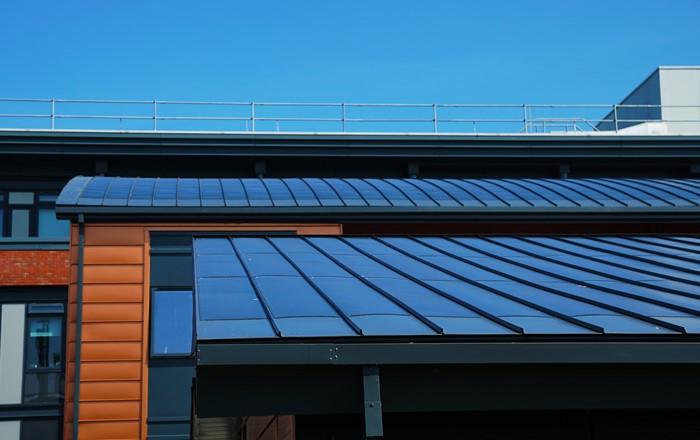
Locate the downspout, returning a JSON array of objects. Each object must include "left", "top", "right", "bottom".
[{"left": 73, "top": 214, "right": 85, "bottom": 440}]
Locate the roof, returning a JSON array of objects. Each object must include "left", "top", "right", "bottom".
[
  {"left": 193, "top": 235, "right": 700, "bottom": 341},
  {"left": 57, "top": 177, "right": 700, "bottom": 221}
]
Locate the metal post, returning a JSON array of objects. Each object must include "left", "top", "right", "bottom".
[
  {"left": 613, "top": 104, "right": 619, "bottom": 132},
  {"left": 522, "top": 104, "right": 528, "bottom": 134},
  {"left": 73, "top": 214, "right": 85, "bottom": 440},
  {"left": 251, "top": 102, "right": 255, "bottom": 132},
  {"left": 153, "top": 101, "right": 157, "bottom": 131},
  {"left": 51, "top": 99, "right": 55, "bottom": 130},
  {"left": 342, "top": 103, "right": 346, "bottom": 133},
  {"left": 432, "top": 104, "right": 438, "bottom": 133},
  {"left": 362, "top": 366, "right": 383, "bottom": 438}
]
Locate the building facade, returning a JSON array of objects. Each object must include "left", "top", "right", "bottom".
[{"left": 0, "top": 68, "right": 700, "bottom": 439}]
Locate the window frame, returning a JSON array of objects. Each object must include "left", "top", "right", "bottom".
[
  {"left": 0, "top": 190, "right": 69, "bottom": 239},
  {"left": 22, "top": 303, "right": 65, "bottom": 406},
  {"left": 149, "top": 288, "right": 195, "bottom": 359}
]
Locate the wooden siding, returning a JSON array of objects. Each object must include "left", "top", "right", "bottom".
[
  {"left": 64, "top": 223, "right": 341, "bottom": 439},
  {"left": 64, "top": 224, "right": 146, "bottom": 440}
]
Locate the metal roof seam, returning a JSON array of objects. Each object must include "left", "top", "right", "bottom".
[
  {"left": 520, "top": 179, "right": 581, "bottom": 207},
  {"left": 395, "top": 178, "right": 442, "bottom": 206},
  {"left": 479, "top": 236, "right": 700, "bottom": 300},
  {"left": 538, "top": 178, "right": 604, "bottom": 207},
  {"left": 625, "top": 179, "right": 699, "bottom": 207},
  {"left": 623, "top": 236, "right": 700, "bottom": 255},
  {"left": 588, "top": 236, "right": 700, "bottom": 266},
  {"left": 514, "top": 236, "right": 700, "bottom": 287},
  {"left": 264, "top": 237, "right": 362, "bottom": 335},
  {"left": 301, "top": 236, "right": 444, "bottom": 335},
  {"left": 500, "top": 179, "right": 559, "bottom": 207},
  {"left": 227, "top": 237, "right": 282, "bottom": 337},
  {"left": 582, "top": 178, "right": 653, "bottom": 207},
  {"left": 483, "top": 179, "right": 537, "bottom": 207},
  {"left": 553, "top": 236, "right": 700, "bottom": 277},
  {"left": 458, "top": 179, "right": 511, "bottom": 207},
  {"left": 340, "top": 236, "right": 524, "bottom": 334},
  {"left": 441, "top": 236, "right": 687, "bottom": 333},
  {"left": 600, "top": 178, "right": 679, "bottom": 207},
  {"left": 421, "top": 179, "right": 468, "bottom": 207},
  {"left": 650, "top": 179, "right": 700, "bottom": 199},
  {"left": 559, "top": 179, "right": 628, "bottom": 207},
  {"left": 378, "top": 236, "right": 597, "bottom": 334}
]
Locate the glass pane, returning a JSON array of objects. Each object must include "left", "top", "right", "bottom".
[
  {"left": 152, "top": 291, "right": 193, "bottom": 356},
  {"left": 38, "top": 209, "right": 70, "bottom": 238},
  {"left": 9, "top": 192, "right": 33, "bottom": 204},
  {"left": 22, "top": 372, "right": 63, "bottom": 405},
  {"left": 11, "top": 210, "right": 29, "bottom": 237},
  {"left": 26, "top": 317, "right": 62, "bottom": 369},
  {"left": 38, "top": 194, "right": 58, "bottom": 202},
  {"left": 21, "top": 419, "right": 61, "bottom": 440}
]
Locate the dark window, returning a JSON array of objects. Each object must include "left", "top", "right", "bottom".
[
  {"left": 151, "top": 290, "right": 194, "bottom": 357},
  {"left": 0, "top": 191, "right": 69, "bottom": 238},
  {"left": 23, "top": 304, "right": 64, "bottom": 405},
  {"left": 21, "top": 418, "right": 61, "bottom": 440}
]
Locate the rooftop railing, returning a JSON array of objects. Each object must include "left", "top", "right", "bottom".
[{"left": 0, "top": 98, "right": 699, "bottom": 134}]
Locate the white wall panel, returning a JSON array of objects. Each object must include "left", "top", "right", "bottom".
[
  {"left": 0, "top": 420, "right": 21, "bottom": 440},
  {"left": 0, "top": 304, "right": 25, "bottom": 405}
]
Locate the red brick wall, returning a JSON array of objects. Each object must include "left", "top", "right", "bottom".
[{"left": 0, "top": 250, "right": 70, "bottom": 285}]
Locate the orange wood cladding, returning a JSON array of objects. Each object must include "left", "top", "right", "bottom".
[{"left": 63, "top": 222, "right": 341, "bottom": 440}]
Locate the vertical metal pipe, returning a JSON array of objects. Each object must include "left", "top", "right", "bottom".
[
  {"left": 613, "top": 104, "right": 619, "bottom": 132},
  {"left": 51, "top": 99, "right": 55, "bottom": 130},
  {"left": 72, "top": 214, "right": 85, "bottom": 440},
  {"left": 251, "top": 103, "right": 255, "bottom": 132},
  {"left": 153, "top": 101, "right": 157, "bottom": 131},
  {"left": 342, "top": 103, "right": 346, "bottom": 133},
  {"left": 432, "top": 104, "right": 438, "bottom": 133},
  {"left": 522, "top": 104, "right": 527, "bottom": 133}
]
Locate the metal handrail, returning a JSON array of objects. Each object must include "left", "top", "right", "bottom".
[{"left": 0, "top": 98, "right": 699, "bottom": 134}]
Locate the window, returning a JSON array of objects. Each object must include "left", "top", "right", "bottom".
[
  {"left": 151, "top": 290, "right": 194, "bottom": 356},
  {"left": 21, "top": 419, "right": 61, "bottom": 440},
  {"left": 23, "top": 304, "right": 64, "bottom": 405},
  {"left": 0, "top": 191, "right": 69, "bottom": 239}
]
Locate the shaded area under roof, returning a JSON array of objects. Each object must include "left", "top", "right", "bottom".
[
  {"left": 57, "top": 177, "right": 700, "bottom": 221},
  {"left": 193, "top": 235, "right": 700, "bottom": 341}
]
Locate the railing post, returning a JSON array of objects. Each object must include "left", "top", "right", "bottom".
[
  {"left": 522, "top": 104, "right": 527, "bottom": 134},
  {"left": 251, "top": 102, "right": 255, "bottom": 132},
  {"left": 51, "top": 98, "right": 55, "bottom": 130},
  {"left": 342, "top": 103, "right": 346, "bottom": 133},
  {"left": 153, "top": 101, "right": 157, "bottom": 131},
  {"left": 613, "top": 104, "right": 619, "bottom": 132},
  {"left": 433, "top": 104, "right": 438, "bottom": 133}
]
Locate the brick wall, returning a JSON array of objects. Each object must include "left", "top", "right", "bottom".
[{"left": 0, "top": 250, "right": 70, "bottom": 285}]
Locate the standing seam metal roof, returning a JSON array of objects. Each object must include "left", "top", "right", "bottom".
[
  {"left": 57, "top": 177, "right": 700, "bottom": 209},
  {"left": 193, "top": 235, "right": 700, "bottom": 340}
]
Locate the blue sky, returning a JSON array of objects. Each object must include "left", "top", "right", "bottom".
[{"left": 1, "top": 0, "right": 699, "bottom": 104}]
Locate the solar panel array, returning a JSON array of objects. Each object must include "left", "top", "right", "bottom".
[
  {"left": 58, "top": 176, "right": 700, "bottom": 209},
  {"left": 193, "top": 235, "right": 700, "bottom": 339}
]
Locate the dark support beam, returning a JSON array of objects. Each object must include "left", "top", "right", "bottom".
[
  {"left": 95, "top": 159, "right": 108, "bottom": 176},
  {"left": 255, "top": 160, "right": 267, "bottom": 178},
  {"left": 408, "top": 163, "right": 420, "bottom": 178},
  {"left": 560, "top": 164, "right": 571, "bottom": 179},
  {"left": 363, "top": 366, "right": 383, "bottom": 438}
]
